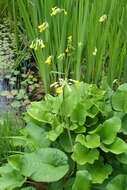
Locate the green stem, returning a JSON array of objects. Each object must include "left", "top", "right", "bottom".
[{"left": 67, "top": 128, "right": 73, "bottom": 151}]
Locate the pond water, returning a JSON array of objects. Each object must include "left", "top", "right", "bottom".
[
  {"left": 0, "top": 79, "right": 8, "bottom": 113},
  {"left": 0, "top": 19, "right": 42, "bottom": 113}
]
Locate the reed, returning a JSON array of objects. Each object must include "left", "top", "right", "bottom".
[{"left": 16, "top": 0, "right": 127, "bottom": 91}]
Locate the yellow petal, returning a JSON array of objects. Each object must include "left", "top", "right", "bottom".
[
  {"left": 41, "top": 43, "right": 45, "bottom": 49},
  {"left": 56, "top": 87, "right": 63, "bottom": 94},
  {"left": 68, "top": 35, "right": 72, "bottom": 41},
  {"left": 30, "top": 43, "right": 34, "bottom": 49},
  {"left": 45, "top": 56, "right": 52, "bottom": 65},
  {"left": 99, "top": 14, "right": 107, "bottom": 23},
  {"left": 65, "top": 47, "right": 69, "bottom": 53}
]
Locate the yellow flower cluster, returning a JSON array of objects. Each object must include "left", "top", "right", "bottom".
[
  {"left": 30, "top": 38, "right": 45, "bottom": 50},
  {"left": 51, "top": 6, "right": 67, "bottom": 16},
  {"left": 38, "top": 22, "right": 49, "bottom": 33},
  {"left": 50, "top": 78, "right": 79, "bottom": 94},
  {"left": 66, "top": 35, "right": 74, "bottom": 54}
]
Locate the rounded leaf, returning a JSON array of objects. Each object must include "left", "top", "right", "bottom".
[
  {"left": 8, "top": 148, "right": 69, "bottom": 182},
  {"left": 84, "top": 158, "right": 112, "bottom": 184},
  {"left": 112, "top": 84, "right": 127, "bottom": 113},
  {"left": 72, "top": 143, "right": 99, "bottom": 165}
]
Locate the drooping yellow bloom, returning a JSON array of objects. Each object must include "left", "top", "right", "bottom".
[
  {"left": 40, "top": 42, "right": 45, "bottom": 49},
  {"left": 99, "top": 14, "right": 107, "bottom": 23},
  {"left": 30, "top": 38, "right": 45, "bottom": 50},
  {"left": 51, "top": 6, "right": 67, "bottom": 16},
  {"left": 45, "top": 56, "right": 52, "bottom": 65},
  {"left": 30, "top": 42, "right": 34, "bottom": 49},
  {"left": 68, "top": 35, "right": 72, "bottom": 42},
  {"left": 51, "top": 6, "right": 59, "bottom": 16},
  {"left": 65, "top": 47, "right": 69, "bottom": 53},
  {"left": 56, "top": 86, "right": 63, "bottom": 94},
  {"left": 38, "top": 22, "right": 49, "bottom": 33},
  {"left": 93, "top": 47, "right": 97, "bottom": 56},
  {"left": 38, "top": 39, "right": 45, "bottom": 49}
]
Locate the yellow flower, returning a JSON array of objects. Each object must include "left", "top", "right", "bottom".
[
  {"left": 68, "top": 35, "right": 72, "bottom": 42},
  {"left": 99, "top": 14, "right": 107, "bottom": 23},
  {"left": 30, "top": 42, "right": 34, "bottom": 49},
  {"left": 51, "top": 6, "right": 59, "bottom": 16},
  {"left": 51, "top": 6, "right": 67, "bottom": 16},
  {"left": 41, "top": 42, "right": 45, "bottom": 49},
  {"left": 38, "top": 24, "right": 44, "bottom": 33},
  {"left": 52, "top": 6, "right": 57, "bottom": 11},
  {"left": 45, "top": 56, "right": 52, "bottom": 65},
  {"left": 93, "top": 47, "right": 97, "bottom": 56},
  {"left": 65, "top": 46, "right": 69, "bottom": 53},
  {"left": 56, "top": 86, "right": 63, "bottom": 94},
  {"left": 38, "top": 22, "right": 49, "bottom": 33}
]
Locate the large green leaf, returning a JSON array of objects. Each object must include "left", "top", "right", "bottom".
[
  {"left": 76, "top": 134, "right": 100, "bottom": 148},
  {"left": 82, "top": 158, "right": 112, "bottom": 184},
  {"left": 59, "top": 132, "right": 74, "bottom": 153},
  {"left": 121, "top": 114, "right": 127, "bottom": 135},
  {"left": 100, "top": 138, "right": 127, "bottom": 154},
  {"left": 47, "top": 123, "right": 64, "bottom": 141},
  {"left": 72, "top": 170, "right": 92, "bottom": 190},
  {"left": 45, "top": 94, "right": 63, "bottom": 114},
  {"left": 0, "top": 164, "right": 13, "bottom": 175},
  {"left": 72, "top": 143, "right": 99, "bottom": 165},
  {"left": 99, "top": 117, "right": 121, "bottom": 145},
  {"left": 106, "top": 175, "right": 127, "bottom": 190},
  {"left": 21, "top": 123, "right": 50, "bottom": 148},
  {"left": 116, "top": 152, "right": 127, "bottom": 165},
  {"left": 0, "top": 171, "right": 26, "bottom": 190},
  {"left": 70, "top": 103, "right": 87, "bottom": 125},
  {"left": 61, "top": 85, "right": 79, "bottom": 116},
  {"left": 8, "top": 148, "right": 69, "bottom": 182},
  {"left": 27, "top": 101, "right": 54, "bottom": 124},
  {"left": 112, "top": 84, "right": 127, "bottom": 113}
]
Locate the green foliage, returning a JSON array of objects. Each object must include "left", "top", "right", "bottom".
[
  {"left": 1, "top": 82, "right": 127, "bottom": 189},
  {"left": 112, "top": 83, "right": 127, "bottom": 112},
  {"left": 8, "top": 148, "right": 69, "bottom": 182},
  {"left": 106, "top": 175, "right": 127, "bottom": 190},
  {"left": 72, "top": 170, "right": 92, "bottom": 190},
  {"left": 0, "top": 112, "right": 21, "bottom": 165}
]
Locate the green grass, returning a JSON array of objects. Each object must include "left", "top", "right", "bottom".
[{"left": 0, "top": 112, "right": 21, "bottom": 165}]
